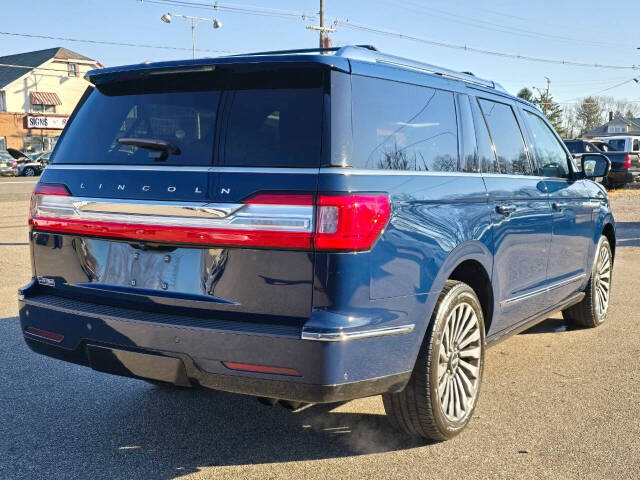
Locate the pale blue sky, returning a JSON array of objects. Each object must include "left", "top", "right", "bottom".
[{"left": 2, "top": 0, "right": 640, "bottom": 104}]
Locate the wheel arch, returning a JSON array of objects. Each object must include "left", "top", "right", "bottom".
[
  {"left": 602, "top": 221, "right": 616, "bottom": 261},
  {"left": 428, "top": 241, "right": 495, "bottom": 335}
]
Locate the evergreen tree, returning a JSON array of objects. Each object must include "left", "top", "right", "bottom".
[
  {"left": 517, "top": 88, "right": 535, "bottom": 103},
  {"left": 575, "top": 97, "right": 603, "bottom": 135}
]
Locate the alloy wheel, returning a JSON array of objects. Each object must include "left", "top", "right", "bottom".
[
  {"left": 595, "top": 244, "right": 611, "bottom": 318},
  {"left": 437, "top": 302, "right": 482, "bottom": 423}
]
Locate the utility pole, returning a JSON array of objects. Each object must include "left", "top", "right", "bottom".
[
  {"left": 306, "top": 0, "right": 336, "bottom": 49},
  {"left": 319, "top": 0, "right": 326, "bottom": 48}
]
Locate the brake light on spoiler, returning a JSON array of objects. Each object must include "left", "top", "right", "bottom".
[{"left": 29, "top": 185, "right": 391, "bottom": 252}]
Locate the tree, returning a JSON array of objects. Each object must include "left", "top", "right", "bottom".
[
  {"left": 575, "top": 97, "right": 602, "bottom": 135},
  {"left": 517, "top": 88, "right": 535, "bottom": 103},
  {"left": 520, "top": 85, "right": 566, "bottom": 137},
  {"left": 536, "top": 91, "right": 565, "bottom": 137}
]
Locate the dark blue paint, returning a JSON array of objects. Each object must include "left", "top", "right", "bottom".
[{"left": 19, "top": 49, "right": 616, "bottom": 402}]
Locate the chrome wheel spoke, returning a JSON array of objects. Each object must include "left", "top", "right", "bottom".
[
  {"left": 459, "top": 346, "right": 481, "bottom": 360},
  {"left": 436, "top": 301, "right": 482, "bottom": 423},
  {"left": 458, "top": 328, "right": 480, "bottom": 350}
]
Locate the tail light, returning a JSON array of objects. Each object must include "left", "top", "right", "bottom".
[
  {"left": 29, "top": 183, "right": 70, "bottom": 225},
  {"left": 623, "top": 154, "right": 631, "bottom": 169},
  {"left": 30, "top": 184, "right": 390, "bottom": 252},
  {"left": 315, "top": 194, "right": 391, "bottom": 251}
]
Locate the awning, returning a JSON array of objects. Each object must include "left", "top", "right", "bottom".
[{"left": 30, "top": 92, "right": 62, "bottom": 106}]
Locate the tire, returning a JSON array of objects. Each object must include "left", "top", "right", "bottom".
[
  {"left": 562, "top": 236, "right": 612, "bottom": 328},
  {"left": 383, "top": 280, "right": 485, "bottom": 440},
  {"left": 23, "top": 167, "right": 35, "bottom": 177}
]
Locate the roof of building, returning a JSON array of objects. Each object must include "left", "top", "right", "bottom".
[
  {"left": 585, "top": 116, "right": 640, "bottom": 137},
  {"left": 0, "top": 47, "right": 96, "bottom": 88}
]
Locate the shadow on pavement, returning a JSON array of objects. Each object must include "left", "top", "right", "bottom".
[
  {"left": 0, "top": 317, "right": 426, "bottom": 480},
  {"left": 520, "top": 315, "right": 575, "bottom": 335},
  {"left": 613, "top": 221, "right": 640, "bottom": 248}
]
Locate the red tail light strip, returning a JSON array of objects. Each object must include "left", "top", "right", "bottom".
[
  {"left": 25, "top": 326, "right": 64, "bottom": 342},
  {"left": 31, "top": 217, "right": 312, "bottom": 248},
  {"left": 222, "top": 361, "right": 301, "bottom": 377},
  {"left": 30, "top": 184, "right": 390, "bottom": 251}
]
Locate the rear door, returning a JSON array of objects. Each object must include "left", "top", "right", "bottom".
[
  {"left": 475, "top": 97, "right": 553, "bottom": 329},
  {"left": 31, "top": 65, "right": 326, "bottom": 324}
]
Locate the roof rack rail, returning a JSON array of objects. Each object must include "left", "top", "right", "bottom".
[
  {"left": 335, "top": 45, "right": 504, "bottom": 91},
  {"left": 229, "top": 45, "right": 377, "bottom": 57}
]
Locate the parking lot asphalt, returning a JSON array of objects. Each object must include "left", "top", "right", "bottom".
[{"left": 0, "top": 177, "right": 639, "bottom": 480}]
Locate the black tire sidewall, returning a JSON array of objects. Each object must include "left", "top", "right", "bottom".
[{"left": 427, "top": 284, "right": 486, "bottom": 437}]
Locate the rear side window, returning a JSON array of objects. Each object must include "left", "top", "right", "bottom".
[
  {"left": 52, "top": 69, "right": 324, "bottom": 167},
  {"left": 608, "top": 139, "right": 626, "bottom": 151},
  {"left": 350, "top": 76, "right": 458, "bottom": 171},
  {"left": 478, "top": 99, "right": 530, "bottom": 175},
  {"left": 457, "top": 94, "right": 479, "bottom": 173},
  {"left": 469, "top": 96, "right": 498, "bottom": 173},
  {"left": 634, "top": 139, "right": 640, "bottom": 151},
  {"left": 522, "top": 110, "right": 569, "bottom": 178}
]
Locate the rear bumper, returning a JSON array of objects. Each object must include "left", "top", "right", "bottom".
[{"left": 18, "top": 281, "right": 413, "bottom": 403}]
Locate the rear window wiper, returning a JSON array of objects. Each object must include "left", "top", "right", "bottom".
[{"left": 117, "top": 138, "right": 181, "bottom": 160}]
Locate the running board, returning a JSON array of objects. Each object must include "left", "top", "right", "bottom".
[{"left": 486, "top": 292, "right": 585, "bottom": 347}]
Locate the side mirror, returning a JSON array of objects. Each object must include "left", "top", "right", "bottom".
[{"left": 581, "top": 153, "right": 611, "bottom": 179}]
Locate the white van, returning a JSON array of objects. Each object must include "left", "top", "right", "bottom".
[{"left": 595, "top": 136, "right": 640, "bottom": 153}]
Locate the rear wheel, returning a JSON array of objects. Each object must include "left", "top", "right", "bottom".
[
  {"left": 23, "top": 167, "right": 35, "bottom": 177},
  {"left": 562, "top": 236, "right": 612, "bottom": 328},
  {"left": 383, "top": 280, "right": 485, "bottom": 440}
]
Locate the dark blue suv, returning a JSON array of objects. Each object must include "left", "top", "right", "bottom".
[{"left": 19, "top": 46, "right": 615, "bottom": 440}]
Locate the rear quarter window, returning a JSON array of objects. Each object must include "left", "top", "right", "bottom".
[{"left": 350, "top": 76, "right": 458, "bottom": 171}]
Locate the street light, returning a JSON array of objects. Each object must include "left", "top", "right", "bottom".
[{"left": 160, "top": 12, "right": 222, "bottom": 59}]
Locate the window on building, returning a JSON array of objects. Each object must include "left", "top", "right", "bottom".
[
  {"left": 0, "top": 91, "right": 5, "bottom": 112},
  {"left": 23, "top": 135, "right": 58, "bottom": 153},
  {"left": 351, "top": 76, "right": 458, "bottom": 171},
  {"left": 31, "top": 104, "right": 56, "bottom": 113},
  {"left": 478, "top": 99, "right": 531, "bottom": 175},
  {"left": 68, "top": 63, "right": 79, "bottom": 77},
  {"left": 0, "top": 137, "right": 6, "bottom": 150}
]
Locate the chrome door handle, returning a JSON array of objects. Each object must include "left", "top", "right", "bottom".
[
  {"left": 552, "top": 202, "right": 569, "bottom": 211},
  {"left": 496, "top": 204, "right": 517, "bottom": 216}
]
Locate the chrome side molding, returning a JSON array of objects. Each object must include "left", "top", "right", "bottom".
[
  {"left": 500, "top": 273, "right": 587, "bottom": 308},
  {"left": 301, "top": 324, "right": 415, "bottom": 342}
]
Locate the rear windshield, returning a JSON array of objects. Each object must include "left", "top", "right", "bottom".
[
  {"left": 52, "top": 68, "right": 325, "bottom": 167},
  {"left": 607, "top": 139, "right": 626, "bottom": 151}
]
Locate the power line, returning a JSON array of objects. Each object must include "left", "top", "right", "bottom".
[
  {"left": 379, "top": 0, "right": 638, "bottom": 49},
  {"left": 334, "top": 19, "right": 639, "bottom": 70},
  {"left": 136, "top": 0, "right": 639, "bottom": 70},
  {"left": 0, "top": 62, "right": 77, "bottom": 73},
  {"left": 0, "top": 31, "right": 237, "bottom": 54}
]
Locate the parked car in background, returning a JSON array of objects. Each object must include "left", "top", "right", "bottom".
[
  {"left": 595, "top": 135, "right": 640, "bottom": 155},
  {"left": 19, "top": 46, "right": 616, "bottom": 441},
  {"left": 564, "top": 139, "right": 640, "bottom": 188},
  {"left": 0, "top": 151, "right": 18, "bottom": 176},
  {"left": 6, "top": 148, "right": 51, "bottom": 177}
]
